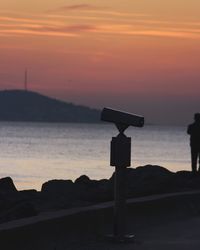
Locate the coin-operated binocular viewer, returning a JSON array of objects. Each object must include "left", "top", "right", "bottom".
[{"left": 101, "top": 107, "right": 144, "bottom": 242}]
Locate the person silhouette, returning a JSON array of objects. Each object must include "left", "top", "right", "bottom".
[{"left": 187, "top": 113, "right": 200, "bottom": 174}]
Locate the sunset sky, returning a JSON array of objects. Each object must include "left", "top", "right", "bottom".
[{"left": 0, "top": 0, "right": 200, "bottom": 124}]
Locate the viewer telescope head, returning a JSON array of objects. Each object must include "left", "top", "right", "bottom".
[{"left": 101, "top": 107, "right": 144, "bottom": 133}]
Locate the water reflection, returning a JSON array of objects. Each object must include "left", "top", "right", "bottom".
[{"left": 0, "top": 122, "right": 190, "bottom": 190}]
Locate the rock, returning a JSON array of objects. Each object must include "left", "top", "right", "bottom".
[
  {"left": 41, "top": 179, "right": 74, "bottom": 194},
  {"left": 41, "top": 179, "right": 78, "bottom": 200},
  {"left": 0, "top": 177, "right": 17, "bottom": 193},
  {"left": 74, "top": 176, "right": 111, "bottom": 202},
  {"left": 0, "top": 177, "right": 24, "bottom": 215},
  {"left": 74, "top": 175, "right": 98, "bottom": 187},
  {"left": 75, "top": 175, "right": 90, "bottom": 184},
  {"left": 129, "top": 165, "right": 176, "bottom": 196},
  {"left": 20, "top": 189, "right": 38, "bottom": 199},
  {"left": 175, "top": 170, "right": 192, "bottom": 178},
  {"left": 40, "top": 179, "right": 82, "bottom": 210},
  {"left": 174, "top": 171, "right": 200, "bottom": 190},
  {"left": 109, "top": 165, "right": 177, "bottom": 197},
  {"left": 1, "top": 165, "right": 200, "bottom": 224}
]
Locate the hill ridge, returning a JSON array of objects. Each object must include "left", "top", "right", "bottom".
[{"left": 0, "top": 90, "right": 100, "bottom": 123}]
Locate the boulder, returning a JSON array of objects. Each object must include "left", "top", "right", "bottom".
[
  {"left": 174, "top": 170, "right": 200, "bottom": 190},
  {"left": 40, "top": 179, "right": 83, "bottom": 210},
  {"left": 0, "top": 177, "right": 17, "bottom": 193},
  {"left": 74, "top": 175, "right": 111, "bottom": 202},
  {"left": 41, "top": 179, "right": 75, "bottom": 197},
  {"left": 111, "top": 165, "right": 177, "bottom": 197},
  {"left": 20, "top": 189, "right": 38, "bottom": 199},
  {"left": 2, "top": 165, "right": 200, "bottom": 224},
  {"left": 74, "top": 175, "right": 91, "bottom": 186},
  {"left": 0, "top": 177, "right": 25, "bottom": 214}
]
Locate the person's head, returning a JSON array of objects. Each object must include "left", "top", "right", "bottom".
[{"left": 194, "top": 113, "right": 200, "bottom": 122}]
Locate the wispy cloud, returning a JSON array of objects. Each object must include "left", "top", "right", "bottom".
[
  {"left": 46, "top": 6, "right": 200, "bottom": 31},
  {"left": 1, "top": 22, "right": 200, "bottom": 40},
  {"left": 0, "top": 18, "right": 96, "bottom": 37},
  {"left": 1, "top": 11, "right": 200, "bottom": 40},
  {"left": 88, "top": 24, "right": 200, "bottom": 39},
  {"left": 0, "top": 16, "right": 62, "bottom": 26},
  {"left": 50, "top": 4, "right": 148, "bottom": 18},
  {"left": 30, "top": 24, "right": 97, "bottom": 34},
  {"left": 56, "top": 4, "right": 100, "bottom": 11},
  {"left": 46, "top": 14, "right": 115, "bottom": 22},
  {"left": 113, "top": 29, "right": 200, "bottom": 39},
  {"left": 0, "top": 23, "right": 44, "bottom": 29},
  {"left": 0, "top": 29, "right": 77, "bottom": 38}
]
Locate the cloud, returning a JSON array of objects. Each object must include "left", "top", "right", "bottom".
[
  {"left": 31, "top": 24, "right": 97, "bottom": 34},
  {"left": 49, "top": 4, "right": 106, "bottom": 15},
  {"left": 0, "top": 20, "right": 97, "bottom": 38},
  {"left": 0, "top": 16, "right": 62, "bottom": 26},
  {"left": 57, "top": 4, "right": 99, "bottom": 11},
  {"left": 50, "top": 4, "right": 148, "bottom": 18},
  {"left": 1, "top": 21, "right": 200, "bottom": 40},
  {"left": 1, "top": 11, "right": 200, "bottom": 40},
  {"left": 0, "top": 23, "right": 44, "bottom": 29},
  {"left": 96, "top": 24, "right": 200, "bottom": 39},
  {"left": 0, "top": 29, "right": 77, "bottom": 38}
]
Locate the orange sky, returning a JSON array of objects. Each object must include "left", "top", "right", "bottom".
[{"left": 0, "top": 0, "right": 200, "bottom": 124}]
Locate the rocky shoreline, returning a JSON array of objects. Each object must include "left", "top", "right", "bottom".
[{"left": 0, "top": 165, "right": 199, "bottom": 224}]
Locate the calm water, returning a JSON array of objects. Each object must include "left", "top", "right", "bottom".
[{"left": 0, "top": 122, "right": 191, "bottom": 190}]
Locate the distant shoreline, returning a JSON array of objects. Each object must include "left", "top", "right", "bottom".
[{"left": 0, "top": 120, "right": 185, "bottom": 127}]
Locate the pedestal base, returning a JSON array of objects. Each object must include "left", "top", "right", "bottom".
[{"left": 106, "top": 234, "right": 135, "bottom": 243}]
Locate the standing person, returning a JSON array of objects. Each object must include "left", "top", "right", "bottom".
[{"left": 187, "top": 113, "right": 200, "bottom": 174}]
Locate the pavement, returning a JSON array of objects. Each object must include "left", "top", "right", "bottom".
[
  {"left": 1, "top": 191, "right": 200, "bottom": 250},
  {"left": 55, "top": 216, "right": 200, "bottom": 250}
]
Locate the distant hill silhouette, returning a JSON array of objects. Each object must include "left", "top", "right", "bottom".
[{"left": 0, "top": 90, "right": 100, "bottom": 123}]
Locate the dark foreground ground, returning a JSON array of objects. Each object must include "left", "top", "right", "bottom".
[
  {"left": 1, "top": 165, "right": 200, "bottom": 249},
  {"left": 0, "top": 190, "right": 200, "bottom": 250}
]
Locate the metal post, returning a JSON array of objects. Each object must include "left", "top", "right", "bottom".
[
  {"left": 108, "top": 132, "right": 134, "bottom": 242},
  {"left": 114, "top": 166, "right": 127, "bottom": 237}
]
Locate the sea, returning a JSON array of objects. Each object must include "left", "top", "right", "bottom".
[{"left": 0, "top": 122, "right": 191, "bottom": 191}]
